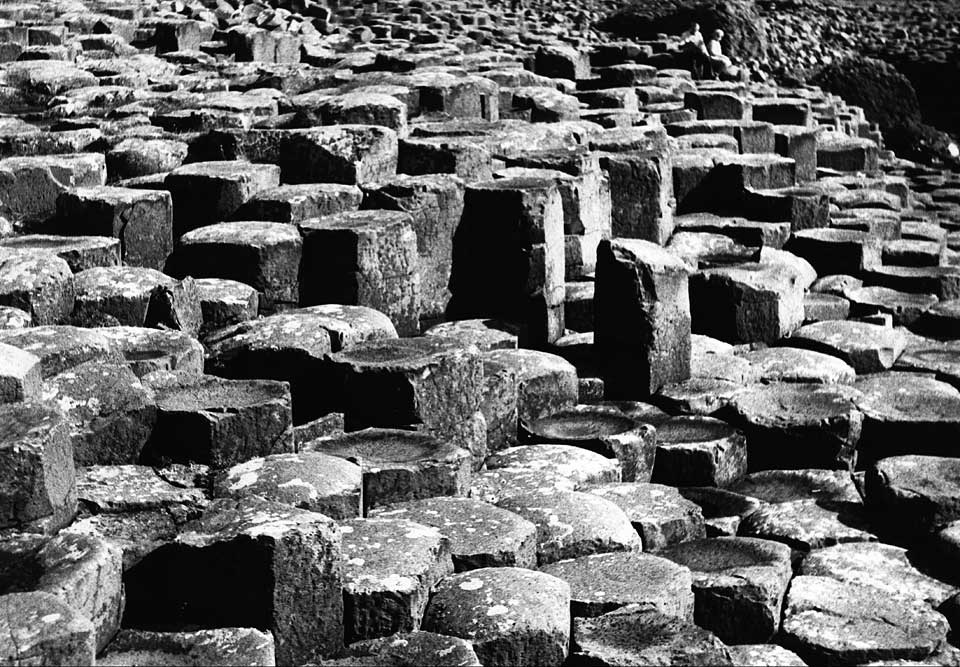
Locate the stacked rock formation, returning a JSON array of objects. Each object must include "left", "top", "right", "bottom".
[{"left": 0, "top": 0, "right": 959, "bottom": 666}]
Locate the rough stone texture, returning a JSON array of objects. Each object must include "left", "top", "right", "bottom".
[
  {"left": 786, "top": 320, "right": 907, "bottom": 373},
  {"left": 595, "top": 238, "right": 692, "bottom": 399},
  {"left": 523, "top": 407, "right": 656, "bottom": 482},
  {"left": 0, "top": 235, "right": 120, "bottom": 273},
  {"left": 144, "top": 374, "right": 294, "bottom": 469},
  {"left": 0, "top": 341, "right": 40, "bottom": 404},
  {"left": 738, "top": 499, "right": 878, "bottom": 552},
  {"left": 484, "top": 348, "right": 578, "bottom": 426},
  {"left": 328, "top": 336, "right": 485, "bottom": 466},
  {"left": 164, "top": 161, "right": 281, "bottom": 239},
  {"left": 486, "top": 444, "right": 621, "bottom": 488},
  {"left": 496, "top": 490, "right": 642, "bottom": 565},
  {"left": 659, "top": 537, "right": 793, "bottom": 644},
  {"left": 800, "top": 541, "right": 956, "bottom": 608},
  {"left": 42, "top": 360, "right": 156, "bottom": 466},
  {"left": 298, "top": 210, "right": 420, "bottom": 335},
  {"left": 193, "top": 278, "right": 259, "bottom": 336},
  {"left": 0, "top": 401, "right": 76, "bottom": 532},
  {"left": 98, "top": 628, "right": 276, "bottom": 667},
  {"left": 571, "top": 604, "right": 732, "bottom": 667},
  {"left": 339, "top": 517, "right": 454, "bottom": 644},
  {"left": 422, "top": 567, "right": 571, "bottom": 667},
  {"left": 864, "top": 455, "right": 960, "bottom": 537},
  {"left": 370, "top": 496, "right": 538, "bottom": 571},
  {"left": 305, "top": 428, "right": 472, "bottom": 512},
  {"left": 213, "top": 451, "right": 362, "bottom": 520},
  {"left": 652, "top": 415, "right": 748, "bottom": 486},
  {"left": 854, "top": 374, "right": 960, "bottom": 465},
  {"left": 781, "top": 576, "right": 949, "bottom": 666},
  {"left": 738, "top": 346, "right": 857, "bottom": 384},
  {"left": 361, "top": 174, "right": 465, "bottom": 321},
  {"left": 0, "top": 251, "right": 74, "bottom": 326},
  {"left": 72, "top": 266, "right": 201, "bottom": 338},
  {"left": 122, "top": 496, "right": 343, "bottom": 665},
  {"left": 169, "top": 221, "right": 303, "bottom": 312},
  {"left": 540, "top": 551, "right": 694, "bottom": 620},
  {"left": 341, "top": 631, "right": 481, "bottom": 667},
  {"left": 724, "top": 382, "right": 864, "bottom": 471},
  {"left": 56, "top": 186, "right": 173, "bottom": 270},
  {"left": 586, "top": 483, "right": 706, "bottom": 551},
  {"left": 0, "top": 591, "right": 95, "bottom": 666}
]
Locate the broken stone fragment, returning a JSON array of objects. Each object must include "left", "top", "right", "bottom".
[
  {"left": 67, "top": 464, "right": 207, "bottom": 570},
  {"left": 123, "top": 496, "right": 343, "bottom": 665},
  {"left": 342, "top": 631, "right": 480, "bottom": 667},
  {"left": 448, "top": 176, "right": 566, "bottom": 346},
  {"left": 571, "top": 604, "right": 732, "bottom": 667},
  {"left": 361, "top": 173, "right": 465, "bottom": 322},
  {"left": 340, "top": 517, "right": 453, "bottom": 643},
  {"left": 0, "top": 234, "right": 120, "bottom": 273},
  {"left": 203, "top": 311, "right": 335, "bottom": 423},
  {"left": 98, "top": 628, "right": 276, "bottom": 667},
  {"left": 484, "top": 348, "right": 578, "bottom": 424},
  {"left": 72, "top": 266, "right": 201, "bottom": 338},
  {"left": 214, "top": 451, "right": 361, "bottom": 520},
  {"left": 422, "top": 567, "right": 571, "bottom": 667}
]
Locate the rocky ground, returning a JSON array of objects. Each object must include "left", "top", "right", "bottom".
[{"left": 1, "top": 0, "right": 960, "bottom": 666}]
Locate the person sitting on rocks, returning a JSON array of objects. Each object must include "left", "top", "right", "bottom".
[
  {"left": 676, "top": 22, "right": 711, "bottom": 79},
  {"left": 706, "top": 29, "right": 746, "bottom": 81}
]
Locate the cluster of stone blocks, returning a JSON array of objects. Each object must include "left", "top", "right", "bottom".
[{"left": 1, "top": 0, "right": 960, "bottom": 666}]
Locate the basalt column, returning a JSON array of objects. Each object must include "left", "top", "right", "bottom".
[
  {"left": 448, "top": 176, "right": 565, "bottom": 347},
  {"left": 595, "top": 239, "right": 691, "bottom": 399}
]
